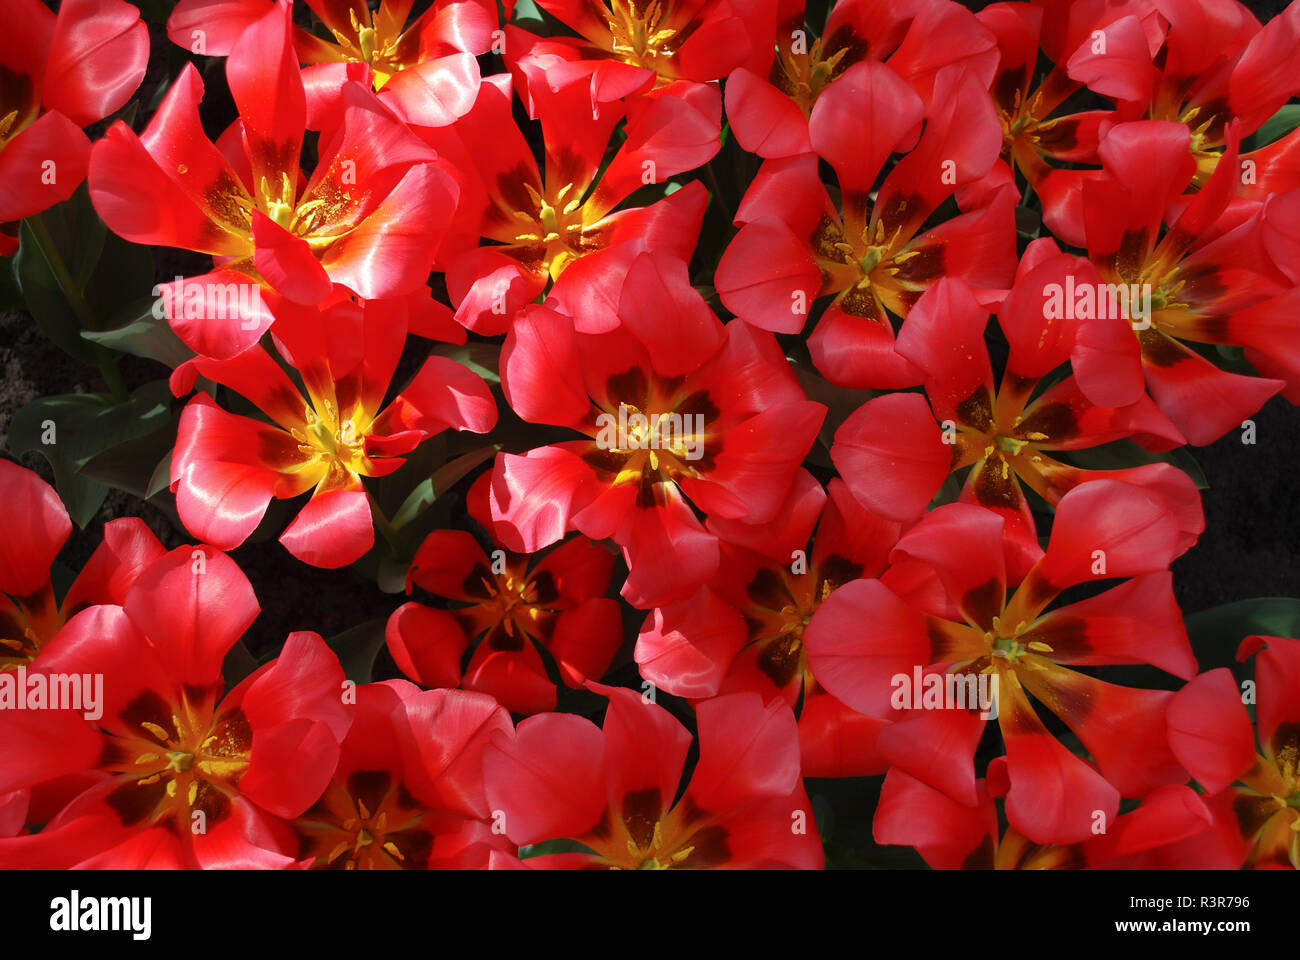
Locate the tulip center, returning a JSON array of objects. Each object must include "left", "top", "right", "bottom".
[
  {"left": 607, "top": 0, "right": 677, "bottom": 69},
  {"left": 292, "top": 398, "right": 374, "bottom": 481},
  {"left": 298, "top": 770, "right": 434, "bottom": 869},
  {"left": 105, "top": 691, "right": 252, "bottom": 827}
]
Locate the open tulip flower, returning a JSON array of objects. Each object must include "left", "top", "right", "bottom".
[
  {"left": 488, "top": 257, "right": 825, "bottom": 608},
  {"left": 169, "top": 296, "right": 497, "bottom": 568},
  {"left": 725, "top": 0, "right": 999, "bottom": 158},
  {"left": 0, "top": 461, "right": 164, "bottom": 674},
  {"left": 805, "top": 479, "right": 1204, "bottom": 845},
  {"left": 830, "top": 268, "right": 1200, "bottom": 562},
  {"left": 637, "top": 474, "right": 903, "bottom": 777},
  {"left": 1166, "top": 635, "right": 1300, "bottom": 868},
  {"left": 0, "top": 0, "right": 148, "bottom": 254},
  {"left": 293, "top": 679, "right": 512, "bottom": 869},
  {"left": 716, "top": 61, "right": 1017, "bottom": 389},
  {"left": 0, "top": 546, "right": 352, "bottom": 868},
  {"left": 421, "top": 71, "right": 716, "bottom": 334},
  {"left": 482, "top": 685, "right": 823, "bottom": 869},
  {"left": 89, "top": 0, "right": 462, "bottom": 359},
  {"left": 387, "top": 474, "right": 623, "bottom": 715}
]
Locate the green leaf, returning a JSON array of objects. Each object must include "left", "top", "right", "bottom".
[
  {"left": 77, "top": 421, "right": 176, "bottom": 501},
  {"left": 8, "top": 381, "right": 175, "bottom": 526},
  {"left": 430, "top": 341, "right": 501, "bottom": 385},
  {"left": 81, "top": 295, "right": 194, "bottom": 368},
  {"left": 390, "top": 443, "right": 501, "bottom": 532},
  {"left": 1242, "top": 104, "right": 1300, "bottom": 152},
  {"left": 1062, "top": 439, "right": 1209, "bottom": 490},
  {"left": 1185, "top": 598, "right": 1300, "bottom": 671},
  {"left": 14, "top": 221, "right": 100, "bottom": 364},
  {"left": 324, "top": 619, "right": 388, "bottom": 685}
]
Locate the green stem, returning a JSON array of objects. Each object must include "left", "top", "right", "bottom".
[
  {"left": 367, "top": 491, "right": 403, "bottom": 553},
  {"left": 26, "top": 213, "right": 128, "bottom": 402}
]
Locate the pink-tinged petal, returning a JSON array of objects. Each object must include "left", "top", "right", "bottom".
[
  {"left": 0, "top": 790, "right": 27, "bottom": 837},
  {"left": 998, "top": 670, "right": 1120, "bottom": 845},
  {"left": 279, "top": 478, "right": 375, "bottom": 568},
  {"left": 407, "top": 529, "right": 490, "bottom": 601},
  {"left": 1031, "top": 478, "right": 1188, "bottom": 593},
  {"left": 686, "top": 693, "right": 801, "bottom": 813},
  {"left": 798, "top": 687, "right": 890, "bottom": 779},
  {"left": 225, "top": 0, "right": 305, "bottom": 192},
  {"left": 239, "top": 718, "right": 342, "bottom": 819},
  {"left": 890, "top": 0, "right": 999, "bottom": 101},
  {"left": 590, "top": 84, "right": 721, "bottom": 217},
  {"left": 804, "top": 578, "right": 931, "bottom": 717},
  {"left": 167, "top": 0, "right": 270, "bottom": 57},
  {"left": 318, "top": 162, "right": 458, "bottom": 301},
  {"left": 998, "top": 248, "right": 1096, "bottom": 379},
  {"left": 807, "top": 301, "right": 925, "bottom": 390},
  {"left": 611, "top": 486, "right": 720, "bottom": 609},
  {"left": 680, "top": 400, "right": 825, "bottom": 523},
  {"left": 393, "top": 686, "right": 511, "bottom": 818},
  {"left": 814, "top": 476, "right": 906, "bottom": 577},
  {"left": 44, "top": 0, "right": 148, "bottom": 127},
  {"left": 724, "top": 66, "right": 812, "bottom": 158},
  {"left": 124, "top": 544, "right": 260, "bottom": 687},
  {"left": 1250, "top": 634, "right": 1300, "bottom": 758},
  {"left": 227, "top": 627, "right": 349, "bottom": 726},
  {"left": 33, "top": 605, "right": 173, "bottom": 739},
  {"left": 160, "top": 269, "right": 276, "bottom": 361},
  {"left": 894, "top": 278, "right": 993, "bottom": 422},
  {"left": 635, "top": 587, "right": 748, "bottom": 699},
  {"left": 499, "top": 304, "right": 589, "bottom": 428},
  {"left": 89, "top": 69, "right": 247, "bottom": 257},
  {"left": 1167, "top": 668, "right": 1256, "bottom": 795},
  {"left": 171, "top": 398, "right": 289, "bottom": 549},
  {"left": 891, "top": 503, "right": 1007, "bottom": 631},
  {"left": 385, "top": 602, "right": 470, "bottom": 689},
  {"left": 489, "top": 444, "right": 597, "bottom": 553},
  {"left": 733, "top": 152, "right": 826, "bottom": 232},
  {"left": 1227, "top": 1, "right": 1300, "bottom": 133},
  {"left": 1066, "top": 14, "right": 1156, "bottom": 102},
  {"left": 374, "top": 355, "right": 497, "bottom": 440},
  {"left": 1030, "top": 571, "right": 1197, "bottom": 680},
  {"left": 189, "top": 795, "right": 302, "bottom": 868},
  {"left": 873, "top": 65, "right": 1002, "bottom": 239},
  {"left": 0, "top": 113, "right": 90, "bottom": 223},
  {"left": 482, "top": 713, "right": 607, "bottom": 845},
  {"left": 448, "top": 248, "right": 546, "bottom": 335},
  {"left": 874, "top": 769, "right": 997, "bottom": 870},
  {"left": 831, "top": 392, "right": 948, "bottom": 522},
  {"left": 617, "top": 251, "right": 724, "bottom": 376},
  {"left": 0, "top": 460, "right": 70, "bottom": 598},
  {"left": 0, "top": 709, "right": 101, "bottom": 796},
  {"left": 592, "top": 684, "right": 690, "bottom": 825},
  {"left": 708, "top": 467, "right": 827, "bottom": 566},
  {"left": 251, "top": 211, "right": 333, "bottom": 305},
  {"left": 1018, "top": 658, "right": 1187, "bottom": 797},
  {"left": 808, "top": 60, "right": 924, "bottom": 197},
  {"left": 877, "top": 693, "right": 988, "bottom": 808},
  {"left": 61, "top": 517, "right": 166, "bottom": 617},
  {"left": 1230, "top": 287, "right": 1300, "bottom": 403},
  {"left": 715, "top": 220, "right": 820, "bottom": 334},
  {"left": 1140, "top": 333, "right": 1284, "bottom": 447},
  {"left": 1019, "top": 376, "right": 1185, "bottom": 450},
  {"left": 547, "top": 598, "right": 622, "bottom": 687},
  {"left": 1083, "top": 784, "right": 1214, "bottom": 866},
  {"left": 379, "top": 52, "right": 481, "bottom": 127},
  {"left": 462, "top": 640, "right": 556, "bottom": 715},
  {"left": 301, "top": 61, "right": 373, "bottom": 129},
  {"left": 529, "top": 533, "right": 614, "bottom": 604}
]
